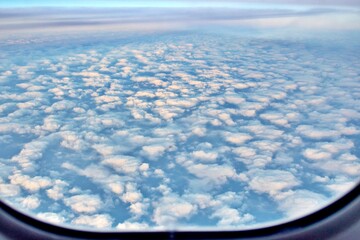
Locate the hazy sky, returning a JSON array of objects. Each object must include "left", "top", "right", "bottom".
[{"left": 1, "top": 0, "right": 359, "bottom": 8}]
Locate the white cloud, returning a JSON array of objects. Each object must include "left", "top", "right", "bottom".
[
  {"left": 296, "top": 125, "right": 340, "bottom": 139},
  {"left": 116, "top": 221, "right": 149, "bottom": 231},
  {"left": 72, "top": 214, "right": 113, "bottom": 229},
  {"left": 102, "top": 155, "right": 140, "bottom": 174},
  {"left": 37, "top": 212, "right": 66, "bottom": 225},
  {"left": 303, "top": 148, "right": 332, "bottom": 161},
  {"left": 63, "top": 194, "right": 103, "bottom": 213},
  {"left": 60, "top": 131, "right": 87, "bottom": 151},
  {"left": 186, "top": 163, "right": 236, "bottom": 187},
  {"left": 141, "top": 145, "right": 167, "bottom": 160},
  {"left": 247, "top": 169, "right": 300, "bottom": 196},
  {"left": 211, "top": 206, "right": 254, "bottom": 227},
  {"left": 223, "top": 132, "right": 252, "bottom": 145},
  {"left": 46, "top": 180, "right": 68, "bottom": 200},
  {"left": 260, "top": 112, "right": 289, "bottom": 127},
  {"left": 11, "top": 140, "right": 48, "bottom": 170},
  {"left": 153, "top": 195, "right": 197, "bottom": 227},
  {"left": 10, "top": 174, "right": 52, "bottom": 192},
  {"left": 274, "top": 190, "right": 327, "bottom": 218},
  {"left": 233, "top": 147, "right": 256, "bottom": 158},
  {"left": 0, "top": 183, "right": 20, "bottom": 197},
  {"left": 45, "top": 100, "right": 76, "bottom": 113},
  {"left": 192, "top": 150, "right": 218, "bottom": 162},
  {"left": 21, "top": 195, "right": 40, "bottom": 210},
  {"left": 121, "top": 183, "right": 143, "bottom": 204}
]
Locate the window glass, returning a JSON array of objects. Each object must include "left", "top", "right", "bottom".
[{"left": 0, "top": 0, "right": 359, "bottom": 231}]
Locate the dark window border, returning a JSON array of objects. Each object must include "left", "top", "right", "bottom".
[{"left": 1, "top": 182, "right": 359, "bottom": 240}]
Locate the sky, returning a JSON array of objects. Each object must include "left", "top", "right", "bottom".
[{"left": 0, "top": 0, "right": 359, "bottom": 9}]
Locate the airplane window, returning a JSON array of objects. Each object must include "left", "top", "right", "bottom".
[{"left": 0, "top": 0, "right": 359, "bottom": 233}]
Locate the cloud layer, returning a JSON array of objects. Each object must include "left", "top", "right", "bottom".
[{"left": 0, "top": 12, "right": 359, "bottom": 230}]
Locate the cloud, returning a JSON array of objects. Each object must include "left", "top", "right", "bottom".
[
  {"left": 9, "top": 174, "right": 52, "bottom": 192},
  {"left": 211, "top": 206, "right": 254, "bottom": 227},
  {"left": 20, "top": 195, "right": 40, "bottom": 210},
  {"left": 153, "top": 195, "right": 197, "bottom": 227},
  {"left": 116, "top": 221, "right": 149, "bottom": 231},
  {"left": 37, "top": 212, "right": 66, "bottom": 225},
  {"left": 247, "top": 169, "right": 300, "bottom": 196},
  {"left": 102, "top": 155, "right": 141, "bottom": 174},
  {"left": 302, "top": 148, "right": 332, "bottom": 161},
  {"left": 186, "top": 163, "right": 236, "bottom": 188},
  {"left": 11, "top": 140, "right": 48, "bottom": 170},
  {"left": 296, "top": 125, "right": 340, "bottom": 139},
  {"left": 1, "top": 14, "right": 360, "bottom": 231},
  {"left": 223, "top": 132, "right": 252, "bottom": 145},
  {"left": 46, "top": 180, "right": 69, "bottom": 200},
  {"left": 72, "top": 214, "right": 113, "bottom": 229},
  {"left": 141, "top": 145, "right": 167, "bottom": 160},
  {"left": 274, "top": 190, "right": 327, "bottom": 218},
  {"left": 63, "top": 194, "right": 103, "bottom": 213},
  {"left": 192, "top": 150, "right": 218, "bottom": 162},
  {"left": 0, "top": 183, "right": 20, "bottom": 197}
]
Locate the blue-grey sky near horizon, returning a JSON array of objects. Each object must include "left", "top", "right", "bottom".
[
  {"left": 0, "top": 0, "right": 360, "bottom": 231},
  {"left": 1, "top": 0, "right": 360, "bottom": 8}
]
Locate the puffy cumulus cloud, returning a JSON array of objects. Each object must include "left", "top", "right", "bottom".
[
  {"left": 37, "top": 212, "right": 66, "bottom": 225},
  {"left": 166, "top": 98, "right": 198, "bottom": 109},
  {"left": 247, "top": 169, "right": 300, "bottom": 196},
  {"left": 94, "top": 95, "right": 121, "bottom": 104},
  {"left": 0, "top": 183, "right": 21, "bottom": 197},
  {"left": 183, "top": 193, "right": 218, "bottom": 210},
  {"left": 153, "top": 195, "right": 197, "bottom": 227},
  {"left": 312, "top": 159, "right": 360, "bottom": 176},
  {"left": 186, "top": 163, "right": 236, "bottom": 187},
  {"left": 218, "top": 112, "right": 235, "bottom": 126},
  {"left": 232, "top": 147, "right": 257, "bottom": 158},
  {"left": 20, "top": 195, "right": 40, "bottom": 210},
  {"left": 72, "top": 214, "right": 113, "bottom": 229},
  {"left": 191, "top": 127, "right": 207, "bottom": 137},
  {"left": 324, "top": 176, "right": 357, "bottom": 196},
  {"left": 141, "top": 145, "right": 167, "bottom": 160},
  {"left": 45, "top": 100, "right": 76, "bottom": 113},
  {"left": 244, "top": 122, "right": 284, "bottom": 140},
  {"left": 9, "top": 174, "right": 52, "bottom": 192},
  {"left": 61, "top": 162, "right": 125, "bottom": 195},
  {"left": 302, "top": 148, "right": 332, "bottom": 161},
  {"left": 223, "top": 132, "right": 252, "bottom": 145},
  {"left": 211, "top": 206, "right": 254, "bottom": 227},
  {"left": 296, "top": 125, "right": 340, "bottom": 140},
  {"left": 192, "top": 150, "right": 218, "bottom": 162},
  {"left": 102, "top": 155, "right": 140, "bottom": 174},
  {"left": 251, "top": 140, "right": 281, "bottom": 153},
  {"left": 59, "top": 131, "right": 88, "bottom": 151},
  {"left": 116, "top": 221, "right": 149, "bottom": 231},
  {"left": 259, "top": 112, "right": 290, "bottom": 127},
  {"left": 63, "top": 194, "right": 103, "bottom": 214},
  {"left": 129, "top": 202, "right": 148, "bottom": 216},
  {"left": 46, "top": 180, "right": 69, "bottom": 200},
  {"left": 224, "top": 95, "right": 245, "bottom": 105},
  {"left": 11, "top": 140, "right": 48, "bottom": 170},
  {"left": 274, "top": 190, "right": 327, "bottom": 218},
  {"left": 121, "top": 183, "right": 143, "bottom": 204},
  {"left": 318, "top": 138, "right": 354, "bottom": 154},
  {"left": 40, "top": 116, "right": 61, "bottom": 132}
]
